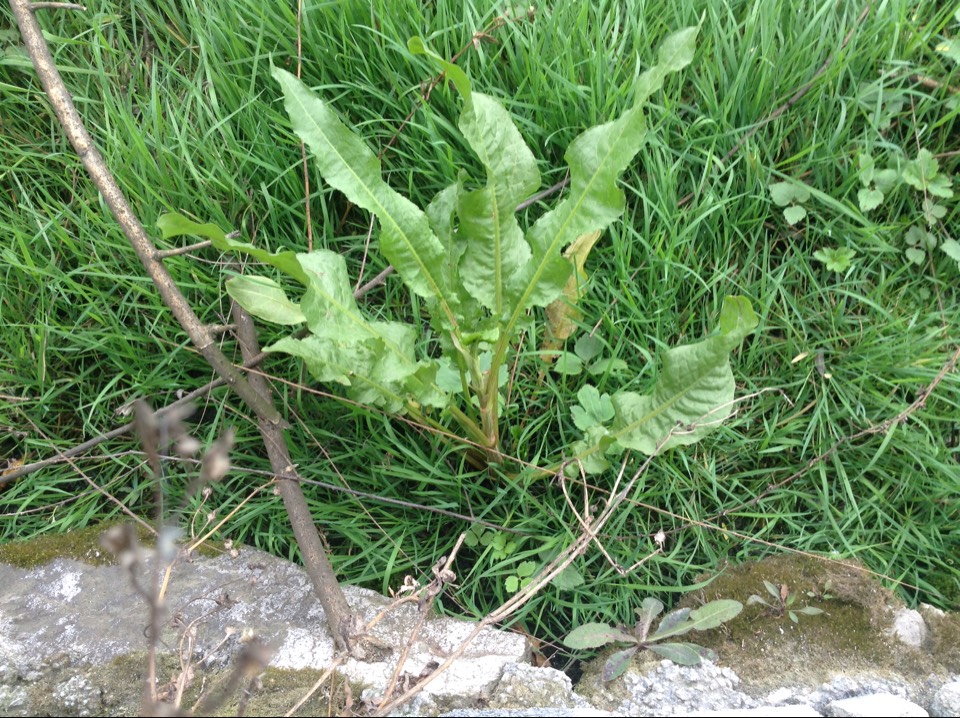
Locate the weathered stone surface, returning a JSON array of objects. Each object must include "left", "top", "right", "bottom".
[
  {"left": 892, "top": 609, "right": 929, "bottom": 649},
  {"left": 0, "top": 545, "right": 528, "bottom": 715},
  {"left": 827, "top": 692, "right": 928, "bottom": 717},
  {"left": 577, "top": 656, "right": 756, "bottom": 716},
  {"left": 678, "top": 707, "right": 822, "bottom": 717},
  {"left": 1, "top": 537, "right": 958, "bottom": 717},
  {"left": 929, "top": 679, "right": 960, "bottom": 717},
  {"left": 488, "top": 663, "right": 597, "bottom": 711}
]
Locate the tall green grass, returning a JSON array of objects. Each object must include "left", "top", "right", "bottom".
[{"left": 1, "top": 0, "right": 957, "bottom": 659}]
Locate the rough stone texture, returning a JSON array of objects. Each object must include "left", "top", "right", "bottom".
[
  {"left": 488, "top": 664, "right": 596, "bottom": 711},
  {"left": 577, "top": 656, "right": 756, "bottom": 716},
  {"left": 0, "top": 545, "right": 528, "bottom": 715},
  {"left": 929, "top": 680, "right": 960, "bottom": 717},
  {"left": 1, "top": 541, "right": 958, "bottom": 717},
  {"left": 678, "top": 708, "right": 822, "bottom": 717},
  {"left": 441, "top": 710, "right": 619, "bottom": 717},
  {"left": 50, "top": 674, "right": 102, "bottom": 717},
  {"left": 827, "top": 692, "right": 928, "bottom": 717},
  {"left": 893, "top": 609, "right": 929, "bottom": 649}
]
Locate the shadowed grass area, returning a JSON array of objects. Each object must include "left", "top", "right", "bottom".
[{"left": 1, "top": 0, "right": 958, "bottom": 664}]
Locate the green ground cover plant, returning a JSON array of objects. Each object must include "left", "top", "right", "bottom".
[
  {"left": 2, "top": 0, "right": 958, "bottom": 668},
  {"left": 158, "top": 25, "right": 758, "bottom": 476},
  {"left": 564, "top": 597, "right": 743, "bottom": 677}
]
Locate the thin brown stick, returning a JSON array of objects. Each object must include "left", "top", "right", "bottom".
[
  {"left": 154, "top": 239, "right": 212, "bottom": 258},
  {"left": 8, "top": 0, "right": 282, "bottom": 427},
  {"left": 3, "top": 251, "right": 405, "bottom": 490},
  {"left": 8, "top": 0, "right": 355, "bottom": 651},
  {"left": 29, "top": 1, "right": 85, "bottom": 9},
  {"left": 230, "top": 287, "right": 358, "bottom": 653},
  {"left": 910, "top": 73, "right": 960, "bottom": 95}
]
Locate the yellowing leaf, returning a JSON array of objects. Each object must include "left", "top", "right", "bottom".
[{"left": 542, "top": 230, "right": 602, "bottom": 360}]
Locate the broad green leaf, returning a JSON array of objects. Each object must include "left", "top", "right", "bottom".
[
  {"left": 905, "top": 227, "right": 937, "bottom": 250},
  {"left": 602, "top": 647, "right": 638, "bottom": 682},
  {"left": 517, "top": 25, "right": 699, "bottom": 319},
  {"left": 456, "top": 93, "right": 540, "bottom": 315},
  {"left": 588, "top": 357, "right": 629, "bottom": 375},
  {"left": 568, "top": 424, "right": 615, "bottom": 475},
  {"left": 796, "top": 606, "right": 825, "bottom": 616},
  {"left": 571, "top": 384, "right": 615, "bottom": 431},
  {"left": 635, "top": 597, "right": 664, "bottom": 641},
  {"left": 225, "top": 275, "right": 306, "bottom": 325},
  {"left": 651, "top": 599, "right": 743, "bottom": 640},
  {"left": 923, "top": 199, "right": 947, "bottom": 225},
  {"left": 574, "top": 335, "right": 605, "bottom": 362},
  {"left": 873, "top": 169, "right": 899, "bottom": 194},
  {"left": 590, "top": 296, "right": 757, "bottom": 459},
  {"left": 813, "top": 247, "right": 857, "bottom": 273},
  {"left": 426, "top": 182, "right": 473, "bottom": 315},
  {"left": 905, "top": 247, "right": 926, "bottom": 265},
  {"left": 647, "top": 642, "right": 716, "bottom": 666},
  {"left": 654, "top": 607, "right": 691, "bottom": 636},
  {"left": 783, "top": 205, "right": 807, "bottom": 225},
  {"left": 937, "top": 39, "right": 960, "bottom": 65},
  {"left": 769, "top": 181, "right": 808, "bottom": 207},
  {"left": 516, "top": 560, "right": 537, "bottom": 578},
  {"left": 563, "top": 622, "right": 636, "bottom": 649},
  {"left": 903, "top": 149, "right": 941, "bottom": 193},
  {"left": 251, "top": 250, "right": 446, "bottom": 413},
  {"left": 927, "top": 174, "right": 954, "bottom": 199},
  {"left": 415, "top": 39, "right": 540, "bottom": 317},
  {"left": 552, "top": 352, "right": 583, "bottom": 375},
  {"left": 551, "top": 565, "right": 585, "bottom": 590},
  {"left": 297, "top": 251, "right": 367, "bottom": 337},
  {"left": 157, "top": 212, "right": 308, "bottom": 285},
  {"left": 941, "top": 239, "right": 960, "bottom": 264},
  {"left": 272, "top": 68, "right": 457, "bottom": 325},
  {"left": 857, "top": 188, "right": 884, "bottom": 212}
]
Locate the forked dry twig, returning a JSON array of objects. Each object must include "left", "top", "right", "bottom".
[{"left": 8, "top": 0, "right": 356, "bottom": 651}]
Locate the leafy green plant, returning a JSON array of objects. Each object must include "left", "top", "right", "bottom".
[
  {"left": 769, "top": 180, "right": 811, "bottom": 225},
  {"left": 856, "top": 151, "right": 899, "bottom": 213},
  {"left": 160, "top": 25, "right": 758, "bottom": 471},
  {"left": 747, "top": 580, "right": 825, "bottom": 623},
  {"left": 563, "top": 598, "right": 743, "bottom": 680},
  {"left": 813, "top": 247, "right": 857, "bottom": 273},
  {"left": 854, "top": 148, "right": 956, "bottom": 270},
  {"left": 464, "top": 529, "right": 584, "bottom": 593}
]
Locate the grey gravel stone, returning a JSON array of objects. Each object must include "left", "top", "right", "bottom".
[
  {"left": 616, "top": 659, "right": 756, "bottom": 716},
  {"left": 678, "top": 707, "right": 822, "bottom": 717},
  {"left": 929, "top": 680, "right": 960, "bottom": 717},
  {"left": 51, "top": 674, "right": 103, "bottom": 717},
  {"left": 827, "top": 692, "right": 928, "bottom": 717},
  {"left": 892, "top": 609, "right": 929, "bottom": 649}
]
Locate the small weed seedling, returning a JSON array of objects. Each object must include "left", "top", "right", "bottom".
[
  {"left": 812, "top": 247, "right": 858, "bottom": 273},
  {"left": 769, "top": 180, "right": 811, "bottom": 225},
  {"left": 563, "top": 597, "right": 743, "bottom": 680},
  {"left": 747, "top": 580, "right": 826, "bottom": 623},
  {"left": 855, "top": 148, "right": 958, "bottom": 271}
]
